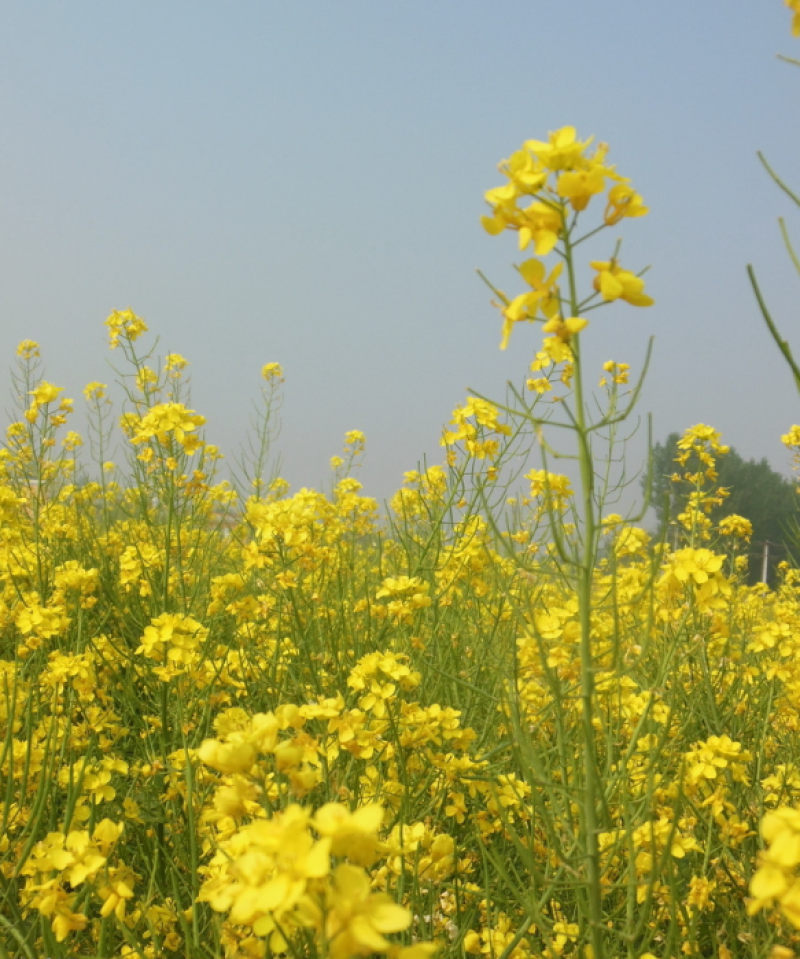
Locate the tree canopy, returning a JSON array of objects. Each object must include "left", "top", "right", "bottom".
[{"left": 646, "top": 433, "right": 799, "bottom": 585}]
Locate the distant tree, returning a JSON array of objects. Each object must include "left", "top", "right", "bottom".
[
  {"left": 648, "top": 432, "right": 683, "bottom": 537},
  {"left": 646, "top": 433, "right": 799, "bottom": 585}
]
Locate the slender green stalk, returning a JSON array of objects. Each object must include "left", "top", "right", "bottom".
[{"left": 562, "top": 219, "right": 605, "bottom": 959}]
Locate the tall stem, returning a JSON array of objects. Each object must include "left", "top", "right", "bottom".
[{"left": 562, "top": 222, "right": 604, "bottom": 959}]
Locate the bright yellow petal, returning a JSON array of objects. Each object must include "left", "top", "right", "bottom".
[
  {"left": 499, "top": 317, "right": 513, "bottom": 351},
  {"left": 564, "top": 317, "right": 588, "bottom": 335},
  {"left": 303, "top": 838, "right": 331, "bottom": 879},
  {"left": 485, "top": 184, "right": 517, "bottom": 205},
  {"left": 481, "top": 214, "right": 505, "bottom": 235},
  {"left": 333, "top": 862, "right": 371, "bottom": 900},
  {"left": 533, "top": 231, "right": 558, "bottom": 256},
  {"left": 751, "top": 864, "right": 788, "bottom": 901},
  {"left": 366, "top": 901, "right": 412, "bottom": 933},
  {"left": 518, "top": 258, "right": 545, "bottom": 287},
  {"left": 599, "top": 272, "right": 624, "bottom": 300},
  {"left": 348, "top": 915, "right": 390, "bottom": 951}
]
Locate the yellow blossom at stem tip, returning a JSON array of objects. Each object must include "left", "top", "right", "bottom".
[
  {"left": 105, "top": 308, "right": 148, "bottom": 349},
  {"left": 525, "top": 126, "right": 594, "bottom": 172},
  {"left": 262, "top": 362, "right": 284, "bottom": 382},
  {"left": 83, "top": 381, "right": 107, "bottom": 401},
  {"left": 17, "top": 339, "right": 40, "bottom": 359}
]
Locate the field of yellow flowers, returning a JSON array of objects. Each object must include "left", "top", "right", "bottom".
[{"left": 6, "top": 21, "right": 800, "bottom": 959}]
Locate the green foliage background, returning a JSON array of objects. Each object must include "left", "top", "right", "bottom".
[{"left": 648, "top": 432, "right": 799, "bottom": 585}]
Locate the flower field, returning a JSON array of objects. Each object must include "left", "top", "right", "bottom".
[{"left": 6, "top": 15, "right": 800, "bottom": 959}]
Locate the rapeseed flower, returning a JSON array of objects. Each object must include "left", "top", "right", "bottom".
[
  {"left": 16, "top": 339, "right": 40, "bottom": 359},
  {"left": 105, "top": 307, "right": 148, "bottom": 348},
  {"left": 324, "top": 863, "right": 411, "bottom": 959},
  {"left": 788, "top": 0, "right": 800, "bottom": 38},
  {"left": 525, "top": 126, "right": 594, "bottom": 171},
  {"left": 604, "top": 183, "right": 648, "bottom": 224},
  {"left": 590, "top": 259, "right": 654, "bottom": 305}
]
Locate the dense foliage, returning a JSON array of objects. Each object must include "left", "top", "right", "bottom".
[{"left": 647, "top": 434, "right": 799, "bottom": 585}]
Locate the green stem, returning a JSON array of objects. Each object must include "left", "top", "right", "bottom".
[
  {"left": 562, "top": 219, "right": 605, "bottom": 959},
  {"left": 747, "top": 264, "right": 800, "bottom": 396}
]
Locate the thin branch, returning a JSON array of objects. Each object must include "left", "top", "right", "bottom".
[
  {"left": 758, "top": 151, "right": 800, "bottom": 210},
  {"left": 747, "top": 264, "right": 800, "bottom": 396},
  {"left": 779, "top": 217, "right": 800, "bottom": 279}
]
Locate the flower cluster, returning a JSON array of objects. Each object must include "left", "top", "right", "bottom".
[
  {"left": 482, "top": 126, "right": 652, "bottom": 354},
  {"left": 198, "top": 800, "right": 430, "bottom": 959},
  {"left": 441, "top": 397, "right": 511, "bottom": 463}
]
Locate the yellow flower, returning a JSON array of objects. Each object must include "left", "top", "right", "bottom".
[
  {"left": 17, "top": 339, "right": 40, "bottom": 359},
  {"left": 525, "top": 125, "right": 594, "bottom": 171},
  {"left": 106, "top": 308, "right": 148, "bottom": 349},
  {"left": 198, "top": 739, "right": 257, "bottom": 774},
  {"left": 496, "top": 258, "right": 563, "bottom": 350},
  {"left": 718, "top": 514, "right": 753, "bottom": 540},
  {"left": 556, "top": 164, "right": 607, "bottom": 211},
  {"left": 208, "top": 806, "right": 331, "bottom": 931},
  {"left": 325, "top": 863, "right": 411, "bottom": 959},
  {"left": 526, "top": 376, "right": 552, "bottom": 394},
  {"left": 29, "top": 382, "right": 64, "bottom": 406},
  {"left": 517, "top": 201, "right": 562, "bottom": 254},
  {"left": 498, "top": 292, "right": 539, "bottom": 350},
  {"left": 212, "top": 776, "right": 261, "bottom": 820},
  {"left": 599, "top": 360, "right": 630, "bottom": 386},
  {"left": 482, "top": 202, "right": 516, "bottom": 236},
  {"left": 127, "top": 402, "right": 206, "bottom": 453},
  {"left": 763, "top": 808, "right": 800, "bottom": 868},
  {"left": 441, "top": 397, "right": 511, "bottom": 458},
  {"left": 604, "top": 182, "right": 648, "bottom": 224},
  {"left": 501, "top": 147, "right": 548, "bottom": 194},
  {"left": 43, "top": 891, "right": 89, "bottom": 942},
  {"left": 484, "top": 181, "right": 519, "bottom": 213},
  {"left": 345, "top": 429, "right": 366, "bottom": 447},
  {"left": 83, "top": 381, "right": 107, "bottom": 400},
  {"left": 519, "top": 257, "right": 562, "bottom": 302},
  {"left": 92, "top": 819, "right": 125, "bottom": 856},
  {"left": 542, "top": 315, "right": 588, "bottom": 344},
  {"left": 526, "top": 470, "right": 574, "bottom": 512},
  {"left": 48, "top": 830, "right": 107, "bottom": 886},
  {"left": 393, "top": 946, "right": 439, "bottom": 959},
  {"left": 788, "top": 0, "right": 800, "bottom": 38},
  {"left": 165, "top": 352, "right": 189, "bottom": 373},
  {"left": 313, "top": 802, "right": 384, "bottom": 866},
  {"left": 750, "top": 807, "right": 800, "bottom": 926},
  {"left": 97, "top": 868, "right": 136, "bottom": 920},
  {"left": 590, "top": 260, "right": 654, "bottom": 306},
  {"left": 661, "top": 547, "right": 724, "bottom": 585},
  {"left": 262, "top": 362, "right": 284, "bottom": 381}
]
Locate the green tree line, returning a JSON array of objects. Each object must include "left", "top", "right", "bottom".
[{"left": 647, "top": 433, "right": 799, "bottom": 586}]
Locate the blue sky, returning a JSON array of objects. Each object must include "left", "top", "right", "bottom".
[{"left": 1, "top": 1, "right": 799, "bottom": 506}]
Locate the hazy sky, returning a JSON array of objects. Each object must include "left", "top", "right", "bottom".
[{"left": 1, "top": 1, "right": 799, "bottom": 506}]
